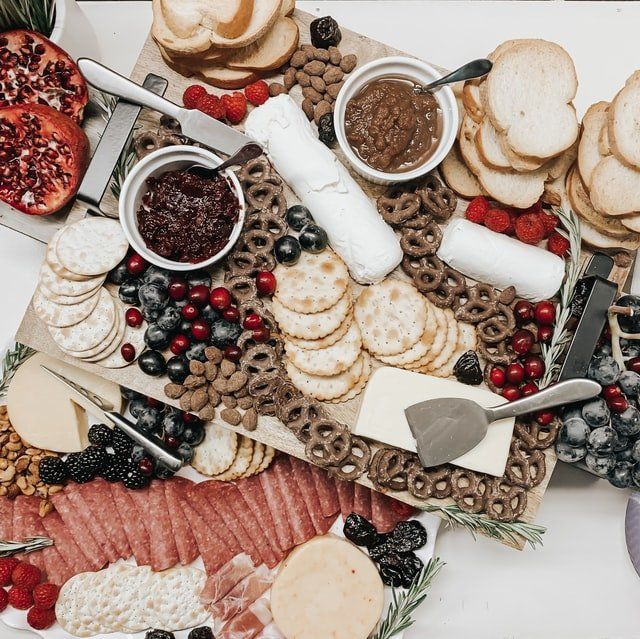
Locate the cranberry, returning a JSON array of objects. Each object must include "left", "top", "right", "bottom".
[
  {"left": 608, "top": 395, "right": 629, "bottom": 413},
  {"left": 125, "top": 307, "right": 143, "bottom": 328},
  {"left": 502, "top": 385, "right": 521, "bottom": 402},
  {"left": 511, "top": 329, "right": 535, "bottom": 355},
  {"left": 534, "top": 300, "right": 556, "bottom": 326},
  {"left": 170, "top": 334, "right": 190, "bottom": 355},
  {"left": 182, "top": 412, "right": 199, "bottom": 424},
  {"left": 138, "top": 458, "right": 154, "bottom": 476},
  {"left": 538, "top": 325, "right": 553, "bottom": 344},
  {"left": 627, "top": 357, "right": 640, "bottom": 374},
  {"left": 146, "top": 397, "right": 161, "bottom": 408},
  {"left": 121, "top": 343, "right": 136, "bottom": 362},
  {"left": 256, "top": 271, "right": 277, "bottom": 296},
  {"left": 252, "top": 326, "right": 271, "bottom": 343},
  {"left": 210, "top": 287, "right": 232, "bottom": 311},
  {"left": 181, "top": 304, "right": 199, "bottom": 321},
  {"left": 126, "top": 253, "right": 148, "bottom": 276},
  {"left": 535, "top": 410, "right": 555, "bottom": 426},
  {"left": 602, "top": 384, "right": 622, "bottom": 400},
  {"left": 520, "top": 381, "right": 539, "bottom": 396},
  {"left": 188, "top": 285, "right": 210, "bottom": 308},
  {"left": 222, "top": 306, "right": 240, "bottom": 323},
  {"left": 165, "top": 435, "right": 179, "bottom": 449},
  {"left": 513, "top": 300, "right": 534, "bottom": 325},
  {"left": 224, "top": 344, "right": 242, "bottom": 362},
  {"left": 489, "top": 367, "right": 506, "bottom": 388},
  {"left": 168, "top": 278, "right": 188, "bottom": 301},
  {"left": 506, "top": 362, "right": 525, "bottom": 384},
  {"left": 523, "top": 355, "right": 545, "bottom": 380},
  {"left": 191, "top": 319, "right": 211, "bottom": 342},
  {"left": 243, "top": 313, "right": 263, "bottom": 330}
]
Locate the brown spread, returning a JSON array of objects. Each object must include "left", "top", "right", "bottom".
[
  {"left": 344, "top": 78, "right": 441, "bottom": 173},
  {"left": 137, "top": 169, "right": 239, "bottom": 263}
]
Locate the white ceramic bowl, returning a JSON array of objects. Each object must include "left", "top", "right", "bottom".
[
  {"left": 334, "top": 56, "right": 459, "bottom": 185},
  {"left": 119, "top": 145, "right": 245, "bottom": 272}
]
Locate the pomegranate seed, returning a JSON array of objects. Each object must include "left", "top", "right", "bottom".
[
  {"left": 523, "top": 355, "right": 545, "bottom": 380},
  {"left": 188, "top": 285, "right": 210, "bottom": 308},
  {"left": 182, "top": 412, "right": 199, "bottom": 424},
  {"left": 502, "top": 385, "right": 521, "bottom": 402},
  {"left": 126, "top": 253, "right": 147, "bottom": 276},
  {"left": 602, "top": 385, "right": 622, "bottom": 400},
  {"left": 537, "top": 325, "right": 553, "bottom": 344},
  {"left": 181, "top": 304, "right": 199, "bottom": 321},
  {"left": 607, "top": 395, "right": 629, "bottom": 413},
  {"left": 520, "top": 381, "right": 539, "bottom": 396},
  {"left": 121, "top": 343, "right": 135, "bottom": 362},
  {"left": 513, "top": 300, "right": 534, "bottom": 325},
  {"left": 535, "top": 410, "right": 555, "bottom": 426},
  {"left": 243, "top": 313, "right": 263, "bottom": 330},
  {"left": 252, "top": 326, "right": 271, "bottom": 343},
  {"left": 489, "top": 367, "right": 506, "bottom": 388},
  {"left": 506, "top": 362, "right": 525, "bottom": 384},
  {"left": 138, "top": 458, "right": 154, "bottom": 475},
  {"left": 125, "top": 307, "right": 143, "bottom": 328},
  {"left": 511, "top": 329, "right": 535, "bottom": 355},
  {"left": 168, "top": 278, "right": 188, "bottom": 301},
  {"left": 222, "top": 306, "right": 240, "bottom": 322},
  {"left": 224, "top": 345, "right": 242, "bottom": 362},
  {"left": 256, "top": 271, "right": 277, "bottom": 296},
  {"left": 170, "top": 334, "right": 190, "bottom": 355},
  {"left": 534, "top": 300, "right": 556, "bottom": 326},
  {"left": 210, "top": 287, "right": 232, "bottom": 311},
  {"left": 627, "top": 357, "right": 640, "bottom": 374},
  {"left": 191, "top": 319, "right": 211, "bottom": 342}
]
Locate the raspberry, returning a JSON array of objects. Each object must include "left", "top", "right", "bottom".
[
  {"left": 32, "top": 583, "right": 59, "bottom": 609},
  {"left": 0, "top": 557, "right": 19, "bottom": 586},
  {"left": 8, "top": 585, "right": 33, "bottom": 609},
  {"left": 505, "top": 209, "right": 518, "bottom": 235},
  {"left": 547, "top": 231, "right": 570, "bottom": 257},
  {"left": 515, "top": 212, "right": 545, "bottom": 244},
  {"left": 182, "top": 84, "right": 207, "bottom": 109},
  {"left": 539, "top": 212, "right": 559, "bottom": 237},
  {"left": 27, "top": 605, "right": 57, "bottom": 630},
  {"left": 221, "top": 92, "right": 247, "bottom": 125},
  {"left": 484, "top": 208, "right": 511, "bottom": 233},
  {"left": 465, "top": 196, "right": 489, "bottom": 224},
  {"left": 244, "top": 80, "right": 269, "bottom": 106},
  {"left": 196, "top": 94, "right": 225, "bottom": 120},
  {"left": 12, "top": 562, "right": 41, "bottom": 590},
  {"left": 0, "top": 588, "right": 7, "bottom": 612}
]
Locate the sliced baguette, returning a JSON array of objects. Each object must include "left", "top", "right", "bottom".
[
  {"left": 152, "top": 0, "right": 211, "bottom": 55},
  {"left": 608, "top": 82, "right": 640, "bottom": 169},
  {"left": 440, "top": 141, "right": 485, "bottom": 198},
  {"left": 213, "top": 0, "right": 254, "bottom": 39},
  {"left": 209, "top": 0, "right": 282, "bottom": 48},
  {"left": 462, "top": 81, "right": 483, "bottom": 124},
  {"left": 577, "top": 101, "right": 609, "bottom": 190},
  {"left": 590, "top": 155, "right": 640, "bottom": 216},
  {"left": 475, "top": 118, "right": 511, "bottom": 169},
  {"left": 599, "top": 117, "right": 611, "bottom": 156},
  {"left": 281, "top": 0, "right": 295, "bottom": 16},
  {"left": 621, "top": 216, "right": 640, "bottom": 233},
  {"left": 579, "top": 218, "right": 640, "bottom": 252},
  {"left": 543, "top": 141, "right": 578, "bottom": 206}
]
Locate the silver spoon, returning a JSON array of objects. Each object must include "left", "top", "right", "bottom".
[
  {"left": 413, "top": 58, "right": 493, "bottom": 94},
  {"left": 187, "top": 142, "right": 263, "bottom": 178}
]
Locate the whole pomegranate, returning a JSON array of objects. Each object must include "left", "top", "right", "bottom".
[{"left": 0, "top": 104, "right": 89, "bottom": 215}]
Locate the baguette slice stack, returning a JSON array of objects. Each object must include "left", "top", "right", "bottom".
[
  {"left": 152, "top": 0, "right": 298, "bottom": 88},
  {"left": 442, "top": 39, "right": 579, "bottom": 210}
]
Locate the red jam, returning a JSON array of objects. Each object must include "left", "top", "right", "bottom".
[{"left": 137, "top": 169, "right": 239, "bottom": 263}]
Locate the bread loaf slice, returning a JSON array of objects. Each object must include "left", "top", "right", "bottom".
[
  {"left": 577, "top": 101, "right": 609, "bottom": 190},
  {"left": 209, "top": 0, "right": 282, "bottom": 48},
  {"left": 599, "top": 118, "right": 611, "bottom": 156},
  {"left": 462, "top": 81, "right": 483, "bottom": 124},
  {"left": 621, "top": 215, "right": 640, "bottom": 233},
  {"left": 608, "top": 82, "right": 640, "bottom": 169},
  {"left": 475, "top": 118, "right": 511, "bottom": 169},
  {"left": 579, "top": 218, "right": 640, "bottom": 252},
  {"left": 590, "top": 155, "right": 640, "bottom": 216},
  {"left": 440, "top": 142, "right": 485, "bottom": 198},
  {"left": 152, "top": 0, "right": 212, "bottom": 55}
]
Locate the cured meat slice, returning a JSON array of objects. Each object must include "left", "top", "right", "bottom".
[
  {"left": 258, "top": 465, "right": 293, "bottom": 553},
  {"left": 371, "top": 490, "right": 414, "bottom": 533},
  {"left": 353, "top": 483, "right": 372, "bottom": 522},
  {"left": 0, "top": 496, "right": 12, "bottom": 539},
  {"left": 273, "top": 456, "right": 315, "bottom": 546},
  {"left": 309, "top": 465, "right": 340, "bottom": 518},
  {"left": 335, "top": 479, "right": 355, "bottom": 520},
  {"left": 109, "top": 482, "right": 151, "bottom": 566},
  {"left": 145, "top": 480, "right": 180, "bottom": 571},
  {"left": 77, "top": 479, "right": 131, "bottom": 559},
  {"left": 210, "top": 565, "right": 275, "bottom": 633},
  {"left": 218, "top": 597, "right": 272, "bottom": 639},
  {"left": 50, "top": 491, "right": 108, "bottom": 570},
  {"left": 258, "top": 623, "right": 285, "bottom": 638},
  {"left": 289, "top": 457, "right": 334, "bottom": 535},
  {"left": 164, "top": 477, "right": 198, "bottom": 565},
  {"left": 200, "top": 553, "right": 255, "bottom": 606},
  {"left": 12, "top": 496, "right": 46, "bottom": 574},
  {"left": 40, "top": 510, "right": 93, "bottom": 576},
  {"left": 236, "top": 475, "right": 282, "bottom": 556}
]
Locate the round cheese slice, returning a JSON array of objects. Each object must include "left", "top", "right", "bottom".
[{"left": 271, "top": 536, "right": 383, "bottom": 639}]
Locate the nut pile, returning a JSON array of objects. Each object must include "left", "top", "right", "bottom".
[
  {"left": 164, "top": 347, "right": 258, "bottom": 431},
  {"left": 270, "top": 44, "right": 358, "bottom": 124}
]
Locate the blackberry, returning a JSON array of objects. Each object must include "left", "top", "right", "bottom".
[
  {"left": 38, "top": 456, "right": 67, "bottom": 484},
  {"left": 111, "top": 429, "right": 134, "bottom": 458},
  {"left": 145, "top": 631, "right": 175, "bottom": 639},
  {"left": 88, "top": 424, "right": 113, "bottom": 447},
  {"left": 100, "top": 453, "right": 124, "bottom": 483},
  {"left": 122, "top": 463, "right": 149, "bottom": 490},
  {"left": 81, "top": 445, "right": 108, "bottom": 473},
  {"left": 188, "top": 628, "right": 213, "bottom": 639},
  {"left": 66, "top": 452, "right": 96, "bottom": 484},
  {"left": 317, "top": 112, "right": 336, "bottom": 147}
]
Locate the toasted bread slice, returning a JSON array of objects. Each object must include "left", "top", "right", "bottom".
[
  {"left": 192, "top": 64, "right": 261, "bottom": 89},
  {"left": 281, "top": 0, "right": 295, "bottom": 16},
  {"left": 462, "top": 81, "right": 483, "bottom": 124},
  {"left": 621, "top": 215, "right": 640, "bottom": 233},
  {"left": 209, "top": 0, "right": 282, "bottom": 48},
  {"left": 580, "top": 218, "right": 640, "bottom": 252},
  {"left": 475, "top": 118, "right": 511, "bottom": 169},
  {"left": 608, "top": 82, "right": 640, "bottom": 170},
  {"left": 214, "top": 0, "right": 254, "bottom": 39},
  {"left": 599, "top": 120, "right": 611, "bottom": 156},
  {"left": 440, "top": 141, "right": 485, "bottom": 198},
  {"left": 577, "top": 101, "right": 609, "bottom": 190},
  {"left": 590, "top": 155, "right": 640, "bottom": 216},
  {"left": 152, "top": 0, "right": 211, "bottom": 55}
]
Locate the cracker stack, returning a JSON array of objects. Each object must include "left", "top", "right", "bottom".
[
  {"left": 569, "top": 71, "right": 640, "bottom": 251},
  {"left": 152, "top": 0, "right": 298, "bottom": 88},
  {"left": 272, "top": 249, "right": 371, "bottom": 403},
  {"left": 444, "top": 39, "right": 580, "bottom": 209}
]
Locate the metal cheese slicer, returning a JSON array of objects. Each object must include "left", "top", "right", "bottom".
[{"left": 413, "top": 58, "right": 492, "bottom": 94}]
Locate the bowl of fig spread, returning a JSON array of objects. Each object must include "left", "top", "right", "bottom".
[
  {"left": 334, "top": 57, "right": 458, "bottom": 185},
  {"left": 119, "top": 145, "right": 245, "bottom": 271}
]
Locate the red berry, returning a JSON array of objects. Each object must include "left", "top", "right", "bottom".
[
  {"left": 182, "top": 84, "right": 207, "bottom": 109},
  {"left": 465, "top": 196, "right": 490, "bottom": 224},
  {"left": 256, "top": 270, "right": 277, "bottom": 296},
  {"left": 520, "top": 381, "right": 539, "bottom": 396},
  {"left": 126, "top": 253, "right": 147, "bottom": 276},
  {"left": 535, "top": 410, "right": 555, "bottom": 426},
  {"left": 138, "top": 457, "right": 154, "bottom": 475},
  {"left": 534, "top": 300, "right": 556, "bottom": 326},
  {"left": 489, "top": 367, "right": 506, "bottom": 388},
  {"left": 0, "top": 557, "right": 19, "bottom": 587},
  {"left": 224, "top": 345, "right": 242, "bottom": 362},
  {"left": 547, "top": 231, "right": 570, "bottom": 257},
  {"left": 182, "top": 411, "right": 199, "bottom": 424},
  {"left": 484, "top": 208, "right": 511, "bottom": 233},
  {"left": 170, "top": 334, "right": 190, "bottom": 356},
  {"left": 188, "top": 285, "right": 211, "bottom": 308},
  {"left": 627, "top": 357, "right": 640, "bottom": 374},
  {"left": 504, "top": 209, "right": 518, "bottom": 236},
  {"left": 12, "top": 563, "right": 42, "bottom": 591},
  {"left": 515, "top": 213, "right": 545, "bottom": 245},
  {"left": 168, "top": 278, "right": 188, "bottom": 301},
  {"left": 243, "top": 313, "right": 263, "bottom": 330},
  {"left": 603, "top": 384, "right": 622, "bottom": 400},
  {"left": 125, "top": 307, "right": 143, "bottom": 328},
  {"left": 222, "top": 306, "right": 240, "bottom": 322},
  {"left": 511, "top": 329, "right": 535, "bottom": 355},
  {"left": 221, "top": 91, "right": 247, "bottom": 125},
  {"left": 165, "top": 435, "right": 179, "bottom": 449},
  {"left": 191, "top": 319, "right": 211, "bottom": 342},
  {"left": 537, "top": 325, "right": 553, "bottom": 344},
  {"left": 506, "top": 362, "right": 525, "bottom": 384},
  {"left": 8, "top": 586, "right": 33, "bottom": 609},
  {"left": 539, "top": 212, "right": 559, "bottom": 237},
  {"left": 181, "top": 304, "right": 199, "bottom": 320},
  {"left": 121, "top": 343, "right": 136, "bottom": 362},
  {"left": 196, "top": 93, "right": 225, "bottom": 120},
  {"left": 523, "top": 355, "right": 545, "bottom": 380},
  {"left": 210, "top": 287, "right": 232, "bottom": 311},
  {"left": 252, "top": 326, "right": 271, "bottom": 343},
  {"left": 32, "top": 583, "right": 59, "bottom": 610},
  {"left": 513, "top": 300, "right": 534, "bottom": 325},
  {"left": 0, "top": 588, "right": 6, "bottom": 612},
  {"left": 502, "top": 385, "right": 522, "bottom": 402},
  {"left": 608, "top": 395, "right": 629, "bottom": 413},
  {"left": 244, "top": 80, "right": 270, "bottom": 107},
  {"left": 27, "top": 606, "right": 56, "bottom": 630}
]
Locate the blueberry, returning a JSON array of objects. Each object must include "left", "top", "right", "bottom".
[
  {"left": 154, "top": 461, "right": 175, "bottom": 479},
  {"left": 560, "top": 403, "right": 584, "bottom": 424},
  {"left": 622, "top": 341, "right": 640, "bottom": 360},
  {"left": 587, "top": 426, "right": 618, "bottom": 455},
  {"left": 611, "top": 406, "right": 640, "bottom": 437},
  {"left": 614, "top": 435, "right": 630, "bottom": 452},
  {"left": 274, "top": 235, "right": 302, "bottom": 265},
  {"left": 609, "top": 461, "right": 634, "bottom": 488},
  {"left": 632, "top": 440, "right": 640, "bottom": 462},
  {"left": 119, "top": 279, "right": 142, "bottom": 306},
  {"left": 585, "top": 453, "right": 616, "bottom": 476},
  {"left": 182, "top": 423, "right": 205, "bottom": 446},
  {"left": 138, "top": 283, "right": 169, "bottom": 312},
  {"left": 167, "top": 355, "right": 190, "bottom": 384},
  {"left": 120, "top": 386, "right": 143, "bottom": 402},
  {"left": 177, "top": 442, "right": 194, "bottom": 463},
  {"left": 144, "top": 324, "right": 172, "bottom": 350},
  {"left": 616, "top": 447, "right": 634, "bottom": 463},
  {"left": 142, "top": 306, "right": 161, "bottom": 323},
  {"left": 138, "top": 350, "right": 167, "bottom": 377},
  {"left": 555, "top": 441, "right": 587, "bottom": 463},
  {"left": 559, "top": 418, "right": 590, "bottom": 447},
  {"left": 130, "top": 445, "right": 147, "bottom": 463},
  {"left": 137, "top": 407, "right": 163, "bottom": 433},
  {"left": 187, "top": 270, "right": 212, "bottom": 289},
  {"left": 299, "top": 223, "right": 328, "bottom": 253},
  {"left": 157, "top": 306, "right": 182, "bottom": 332},
  {"left": 128, "top": 397, "right": 148, "bottom": 419},
  {"left": 143, "top": 266, "right": 171, "bottom": 288},
  {"left": 109, "top": 262, "right": 129, "bottom": 285},
  {"left": 616, "top": 295, "right": 640, "bottom": 333},
  {"left": 186, "top": 342, "right": 207, "bottom": 362},
  {"left": 210, "top": 320, "right": 242, "bottom": 348},
  {"left": 163, "top": 412, "right": 185, "bottom": 438},
  {"left": 581, "top": 398, "right": 610, "bottom": 428},
  {"left": 619, "top": 371, "right": 640, "bottom": 397},
  {"left": 200, "top": 306, "right": 220, "bottom": 325},
  {"left": 587, "top": 355, "right": 621, "bottom": 386},
  {"left": 179, "top": 319, "right": 193, "bottom": 335},
  {"left": 286, "top": 205, "right": 313, "bottom": 231}
]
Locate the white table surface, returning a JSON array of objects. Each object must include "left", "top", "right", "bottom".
[{"left": 2, "top": 2, "right": 640, "bottom": 637}]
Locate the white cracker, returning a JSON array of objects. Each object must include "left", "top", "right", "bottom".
[
  {"left": 81, "top": 311, "right": 126, "bottom": 362},
  {"left": 241, "top": 440, "right": 265, "bottom": 478},
  {"left": 424, "top": 309, "right": 459, "bottom": 372},
  {"left": 212, "top": 435, "right": 254, "bottom": 481},
  {"left": 39, "top": 282, "right": 102, "bottom": 306},
  {"left": 39, "top": 260, "right": 104, "bottom": 299},
  {"left": 46, "top": 229, "right": 93, "bottom": 282},
  {"left": 327, "top": 351, "right": 371, "bottom": 403},
  {"left": 256, "top": 445, "right": 276, "bottom": 473},
  {"left": 405, "top": 306, "right": 448, "bottom": 369},
  {"left": 33, "top": 286, "right": 100, "bottom": 327},
  {"left": 273, "top": 292, "right": 351, "bottom": 339},
  {"left": 118, "top": 565, "right": 155, "bottom": 632},
  {"left": 431, "top": 322, "right": 478, "bottom": 378},
  {"left": 191, "top": 423, "right": 238, "bottom": 475},
  {"left": 285, "top": 314, "right": 353, "bottom": 351},
  {"left": 55, "top": 571, "right": 111, "bottom": 637},
  {"left": 96, "top": 318, "right": 147, "bottom": 368},
  {"left": 60, "top": 305, "right": 122, "bottom": 357}
]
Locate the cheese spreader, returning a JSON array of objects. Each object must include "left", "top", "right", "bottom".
[{"left": 405, "top": 378, "right": 601, "bottom": 468}]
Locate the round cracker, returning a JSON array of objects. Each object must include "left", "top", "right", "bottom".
[
  {"left": 46, "top": 229, "right": 93, "bottom": 282},
  {"left": 354, "top": 279, "right": 427, "bottom": 356},
  {"left": 56, "top": 218, "right": 129, "bottom": 276},
  {"left": 212, "top": 435, "right": 254, "bottom": 481},
  {"left": 39, "top": 281, "right": 103, "bottom": 306},
  {"left": 33, "top": 287, "right": 100, "bottom": 327},
  {"left": 256, "top": 445, "right": 276, "bottom": 473},
  {"left": 82, "top": 312, "right": 127, "bottom": 362},
  {"left": 240, "top": 440, "right": 265, "bottom": 478},
  {"left": 60, "top": 305, "right": 122, "bottom": 357},
  {"left": 327, "top": 351, "right": 371, "bottom": 404},
  {"left": 405, "top": 305, "right": 448, "bottom": 369},
  {"left": 285, "top": 314, "right": 353, "bottom": 351},
  {"left": 274, "top": 249, "right": 349, "bottom": 313},
  {"left": 273, "top": 292, "right": 351, "bottom": 339},
  {"left": 424, "top": 309, "right": 459, "bottom": 372},
  {"left": 191, "top": 424, "right": 238, "bottom": 476},
  {"left": 430, "top": 322, "right": 478, "bottom": 378},
  {"left": 96, "top": 319, "right": 147, "bottom": 368},
  {"left": 39, "top": 260, "right": 105, "bottom": 298},
  {"left": 285, "top": 321, "right": 362, "bottom": 376}
]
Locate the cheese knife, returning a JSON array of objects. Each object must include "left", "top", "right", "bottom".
[
  {"left": 77, "top": 58, "right": 254, "bottom": 156},
  {"left": 405, "top": 378, "right": 601, "bottom": 468},
  {"left": 41, "top": 366, "right": 183, "bottom": 472}
]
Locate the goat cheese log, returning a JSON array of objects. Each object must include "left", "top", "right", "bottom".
[
  {"left": 437, "top": 218, "right": 565, "bottom": 301},
  {"left": 245, "top": 95, "right": 402, "bottom": 284}
]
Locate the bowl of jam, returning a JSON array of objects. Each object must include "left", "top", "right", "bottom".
[
  {"left": 334, "top": 56, "right": 459, "bottom": 185},
  {"left": 119, "top": 145, "right": 245, "bottom": 271}
]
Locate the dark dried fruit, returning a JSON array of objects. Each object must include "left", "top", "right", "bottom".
[
  {"left": 378, "top": 561, "right": 403, "bottom": 588},
  {"left": 310, "top": 16, "right": 342, "bottom": 48},
  {"left": 453, "top": 350, "right": 483, "bottom": 385},
  {"left": 399, "top": 553, "right": 423, "bottom": 587},
  {"left": 187, "top": 628, "right": 213, "bottom": 639},
  {"left": 387, "top": 520, "right": 428, "bottom": 553},
  {"left": 367, "top": 540, "right": 392, "bottom": 562},
  {"left": 317, "top": 112, "right": 337, "bottom": 147},
  {"left": 343, "top": 513, "right": 381, "bottom": 547}
]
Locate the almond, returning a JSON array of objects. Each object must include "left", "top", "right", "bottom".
[
  {"left": 221, "top": 408, "right": 242, "bottom": 426},
  {"left": 302, "top": 98, "right": 315, "bottom": 121},
  {"left": 303, "top": 60, "right": 326, "bottom": 77},
  {"left": 242, "top": 408, "right": 258, "bottom": 431},
  {"left": 323, "top": 66, "right": 343, "bottom": 85},
  {"left": 296, "top": 71, "right": 311, "bottom": 87},
  {"left": 284, "top": 67, "right": 297, "bottom": 90},
  {"left": 310, "top": 76, "right": 326, "bottom": 93},
  {"left": 302, "top": 87, "right": 324, "bottom": 104},
  {"left": 340, "top": 54, "right": 358, "bottom": 74},
  {"left": 290, "top": 50, "right": 308, "bottom": 68},
  {"left": 269, "top": 82, "right": 286, "bottom": 97}
]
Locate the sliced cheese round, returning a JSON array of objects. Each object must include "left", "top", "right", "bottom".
[{"left": 271, "top": 536, "right": 383, "bottom": 639}]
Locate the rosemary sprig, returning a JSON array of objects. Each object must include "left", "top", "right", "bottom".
[
  {"left": 539, "top": 207, "right": 581, "bottom": 388},
  {"left": 0, "top": 342, "right": 34, "bottom": 399},
  {"left": 110, "top": 142, "right": 138, "bottom": 199},
  {"left": 421, "top": 503, "right": 546, "bottom": 549},
  {"left": 0, "top": 0, "right": 56, "bottom": 36},
  {"left": 372, "top": 557, "right": 444, "bottom": 639},
  {"left": 0, "top": 536, "right": 53, "bottom": 557}
]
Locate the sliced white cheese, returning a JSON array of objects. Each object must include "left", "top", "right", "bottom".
[
  {"left": 7, "top": 352, "right": 122, "bottom": 453},
  {"left": 353, "top": 367, "right": 513, "bottom": 476}
]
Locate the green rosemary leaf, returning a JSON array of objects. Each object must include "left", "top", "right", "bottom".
[
  {"left": 0, "top": 342, "right": 34, "bottom": 399},
  {"left": 0, "top": 0, "right": 56, "bottom": 36},
  {"left": 0, "top": 536, "right": 53, "bottom": 557}
]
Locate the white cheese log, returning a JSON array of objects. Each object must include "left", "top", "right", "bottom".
[
  {"left": 245, "top": 95, "right": 402, "bottom": 284},
  {"left": 437, "top": 218, "right": 565, "bottom": 301}
]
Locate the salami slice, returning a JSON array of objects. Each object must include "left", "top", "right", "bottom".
[
  {"left": 273, "top": 457, "right": 315, "bottom": 546},
  {"left": 0, "top": 496, "right": 12, "bottom": 539},
  {"left": 109, "top": 482, "right": 151, "bottom": 566},
  {"left": 146, "top": 480, "right": 180, "bottom": 571},
  {"left": 164, "top": 477, "right": 198, "bottom": 565},
  {"left": 235, "top": 475, "right": 282, "bottom": 555},
  {"left": 335, "top": 479, "right": 355, "bottom": 520},
  {"left": 40, "top": 510, "right": 93, "bottom": 576},
  {"left": 199, "top": 553, "right": 255, "bottom": 605},
  {"left": 371, "top": 490, "right": 411, "bottom": 533},
  {"left": 12, "top": 496, "right": 46, "bottom": 574},
  {"left": 309, "top": 465, "right": 340, "bottom": 519},
  {"left": 258, "top": 464, "right": 293, "bottom": 553},
  {"left": 353, "top": 483, "right": 372, "bottom": 522},
  {"left": 289, "top": 457, "right": 333, "bottom": 535}
]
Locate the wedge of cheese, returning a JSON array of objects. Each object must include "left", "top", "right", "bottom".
[
  {"left": 7, "top": 353, "right": 122, "bottom": 452},
  {"left": 353, "top": 367, "right": 514, "bottom": 476}
]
